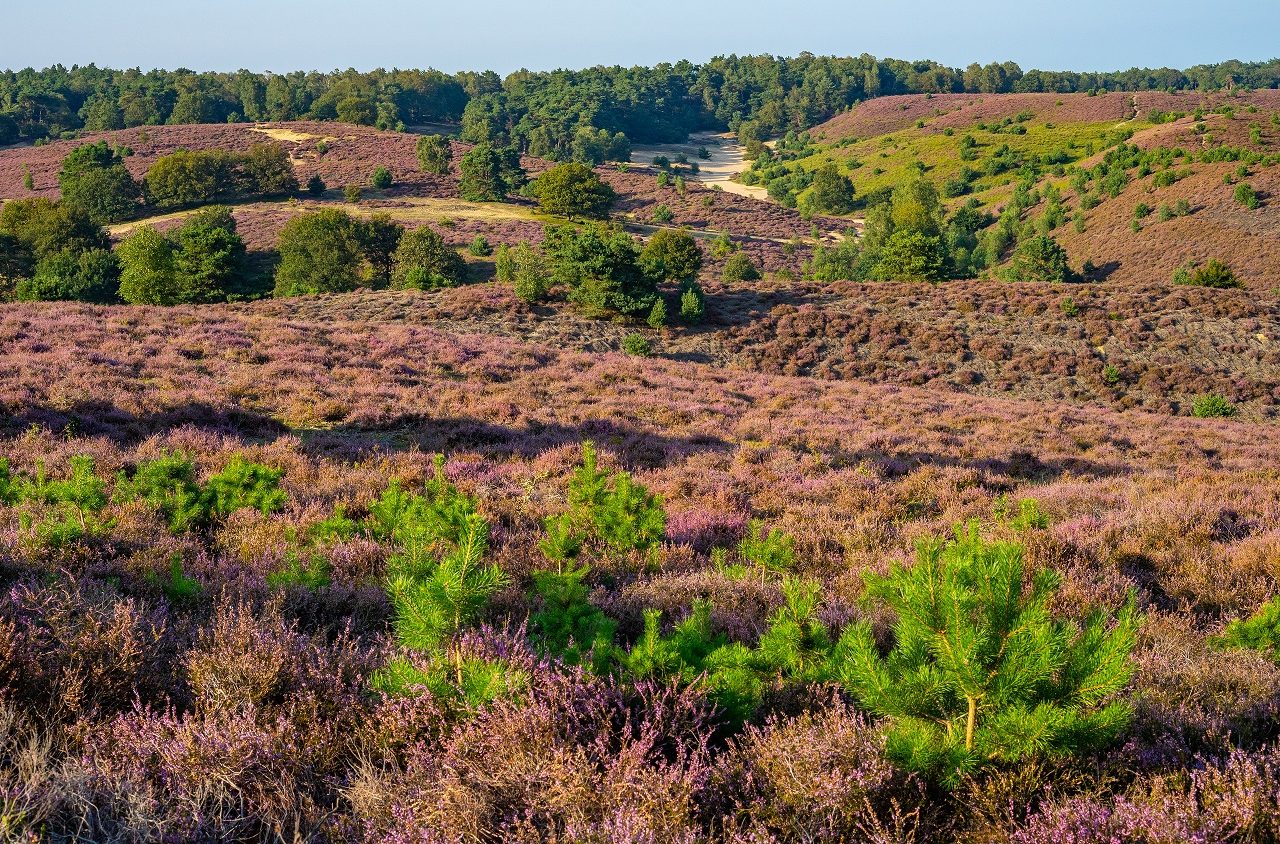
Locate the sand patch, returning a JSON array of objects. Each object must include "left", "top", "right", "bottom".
[
  {"left": 250, "top": 126, "right": 331, "bottom": 143},
  {"left": 629, "top": 131, "right": 770, "bottom": 201}
]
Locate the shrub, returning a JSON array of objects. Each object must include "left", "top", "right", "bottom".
[
  {"left": 1174, "top": 258, "right": 1239, "bottom": 289},
  {"left": 639, "top": 228, "right": 702, "bottom": 282},
  {"left": 114, "top": 452, "right": 206, "bottom": 533},
  {"left": 529, "top": 163, "right": 615, "bottom": 220},
  {"left": 652, "top": 204, "right": 673, "bottom": 224},
  {"left": 415, "top": 134, "right": 452, "bottom": 175},
  {"left": 510, "top": 242, "right": 549, "bottom": 302},
  {"left": 306, "top": 174, "right": 326, "bottom": 196},
  {"left": 468, "top": 234, "right": 492, "bottom": 257},
  {"left": 722, "top": 251, "right": 760, "bottom": 282},
  {"left": 202, "top": 456, "right": 287, "bottom": 518},
  {"left": 391, "top": 226, "right": 467, "bottom": 290},
  {"left": 680, "top": 281, "right": 705, "bottom": 322},
  {"left": 837, "top": 524, "right": 1140, "bottom": 787},
  {"left": 1213, "top": 595, "right": 1280, "bottom": 660},
  {"left": 647, "top": 298, "right": 667, "bottom": 329},
  {"left": 622, "top": 333, "right": 652, "bottom": 357},
  {"left": 343, "top": 184, "right": 362, "bottom": 203},
  {"left": 1234, "top": 182, "right": 1260, "bottom": 209},
  {"left": 1191, "top": 394, "right": 1237, "bottom": 418},
  {"left": 371, "top": 167, "right": 393, "bottom": 190},
  {"left": 494, "top": 243, "right": 514, "bottom": 282}
]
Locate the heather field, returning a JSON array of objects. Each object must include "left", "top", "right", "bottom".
[
  {"left": 3, "top": 48, "right": 1280, "bottom": 844},
  {"left": 2, "top": 290, "right": 1280, "bottom": 840}
]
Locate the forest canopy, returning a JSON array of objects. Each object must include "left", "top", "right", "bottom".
[{"left": 2, "top": 56, "right": 1277, "bottom": 154}]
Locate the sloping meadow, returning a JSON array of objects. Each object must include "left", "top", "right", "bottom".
[{"left": 1, "top": 300, "right": 1280, "bottom": 840}]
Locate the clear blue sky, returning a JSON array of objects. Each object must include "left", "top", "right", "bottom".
[{"left": 8, "top": 0, "right": 1278, "bottom": 75}]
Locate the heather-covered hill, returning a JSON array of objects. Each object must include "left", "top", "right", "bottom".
[
  {"left": 812, "top": 90, "right": 1280, "bottom": 143},
  {"left": 220, "top": 278, "right": 1280, "bottom": 419}
]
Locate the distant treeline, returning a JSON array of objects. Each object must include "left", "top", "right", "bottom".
[{"left": 2, "top": 56, "right": 1278, "bottom": 156}]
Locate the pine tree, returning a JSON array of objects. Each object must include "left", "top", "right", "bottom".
[
  {"left": 737, "top": 519, "right": 795, "bottom": 587},
  {"left": 563, "top": 442, "right": 665, "bottom": 556},
  {"left": 836, "top": 524, "right": 1140, "bottom": 787}
]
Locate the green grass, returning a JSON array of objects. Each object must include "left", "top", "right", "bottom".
[{"left": 760, "top": 118, "right": 1136, "bottom": 214}]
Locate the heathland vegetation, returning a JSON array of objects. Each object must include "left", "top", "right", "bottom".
[{"left": 0, "top": 48, "right": 1278, "bottom": 842}]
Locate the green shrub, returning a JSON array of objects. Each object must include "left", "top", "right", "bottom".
[
  {"left": 837, "top": 524, "right": 1140, "bottom": 787},
  {"left": 202, "top": 456, "right": 287, "bottom": 519},
  {"left": 391, "top": 226, "right": 467, "bottom": 290},
  {"left": 1234, "top": 182, "right": 1260, "bottom": 209},
  {"left": 1191, "top": 394, "right": 1237, "bottom": 418},
  {"left": 652, "top": 204, "right": 673, "bottom": 223},
  {"left": 266, "top": 552, "right": 332, "bottom": 591},
  {"left": 646, "top": 298, "right": 667, "bottom": 329},
  {"left": 509, "top": 242, "right": 549, "bottom": 302},
  {"left": 306, "top": 174, "right": 326, "bottom": 196},
  {"left": 622, "top": 333, "right": 651, "bottom": 357},
  {"left": 1212, "top": 595, "right": 1280, "bottom": 662},
  {"left": 468, "top": 234, "right": 492, "bottom": 257},
  {"left": 1174, "top": 258, "right": 1239, "bottom": 289},
  {"left": 114, "top": 453, "right": 206, "bottom": 532},
  {"left": 530, "top": 564, "right": 617, "bottom": 672},
  {"left": 344, "top": 184, "right": 362, "bottom": 203},
  {"left": 722, "top": 251, "right": 760, "bottom": 282},
  {"left": 679, "top": 282, "right": 704, "bottom": 322},
  {"left": 371, "top": 167, "right": 393, "bottom": 190}
]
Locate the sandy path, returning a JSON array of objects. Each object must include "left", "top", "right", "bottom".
[{"left": 629, "top": 131, "right": 770, "bottom": 201}]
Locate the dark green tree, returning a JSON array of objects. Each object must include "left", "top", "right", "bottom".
[
  {"left": 239, "top": 143, "right": 298, "bottom": 196},
  {"left": 416, "top": 134, "right": 453, "bottom": 175},
  {"left": 805, "top": 162, "right": 856, "bottom": 214},
  {"left": 530, "top": 163, "right": 615, "bottom": 220},
  {"left": 458, "top": 143, "right": 523, "bottom": 201},
  {"left": 16, "top": 247, "right": 118, "bottom": 303},
  {"left": 273, "top": 208, "right": 365, "bottom": 296},
  {"left": 391, "top": 226, "right": 466, "bottom": 290},
  {"left": 358, "top": 213, "right": 405, "bottom": 288},
  {"left": 172, "top": 206, "right": 246, "bottom": 302},
  {"left": 639, "top": 228, "right": 703, "bottom": 281},
  {"left": 57, "top": 141, "right": 141, "bottom": 224},
  {"left": 542, "top": 223, "right": 658, "bottom": 317},
  {"left": 1005, "top": 235, "right": 1074, "bottom": 283}
]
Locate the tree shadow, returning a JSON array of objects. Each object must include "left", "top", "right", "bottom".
[
  {"left": 2, "top": 402, "right": 729, "bottom": 471},
  {"left": 301, "top": 415, "right": 731, "bottom": 469}
]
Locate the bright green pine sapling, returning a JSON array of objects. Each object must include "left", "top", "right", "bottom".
[
  {"left": 1212, "top": 595, "right": 1280, "bottom": 662},
  {"left": 368, "top": 455, "right": 477, "bottom": 574},
  {"left": 0, "top": 458, "right": 19, "bottom": 505},
  {"left": 530, "top": 564, "right": 618, "bottom": 673},
  {"left": 737, "top": 519, "right": 795, "bottom": 586},
  {"left": 201, "top": 456, "right": 286, "bottom": 519},
  {"left": 386, "top": 512, "right": 505, "bottom": 650},
  {"left": 114, "top": 452, "right": 206, "bottom": 533},
  {"left": 623, "top": 600, "right": 725, "bottom": 684},
  {"left": 538, "top": 512, "right": 583, "bottom": 574},
  {"left": 836, "top": 523, "right": 1140, "bottom": 788},
  {"left": 372, "top": 467, "right": 515, "bottom": 711},
  {"left": 564, "top": 441, "right": 665, "bottom": 557}
]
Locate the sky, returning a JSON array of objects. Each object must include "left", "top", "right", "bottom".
[{"left": 7, "top": 0, "right": 1278, "bottom": 75}]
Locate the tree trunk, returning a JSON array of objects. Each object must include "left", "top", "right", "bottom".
[{"left": 965, "top": 696, "right": 977, "bottom": 751}]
